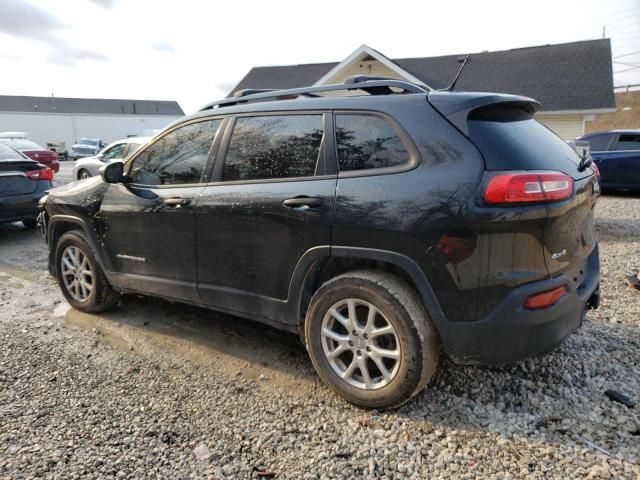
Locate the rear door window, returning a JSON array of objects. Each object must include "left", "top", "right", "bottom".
[
  {"left": 222, "top": 115, "right": 323, "bottom": 181},
  {"left": 335, "top": 114, "right": 410, "bottom": 171},
  {"left": 614, "top": 133, "right": 640, "bottom": 151}
]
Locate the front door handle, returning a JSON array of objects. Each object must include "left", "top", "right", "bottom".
[
  {"left": 282, "top": 196, "right": 323, "bottom": 210},
  {"left": 164, "top": 197, "right": 191, "bottom": 207}
]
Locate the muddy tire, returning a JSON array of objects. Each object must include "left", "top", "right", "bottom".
[
  {"left": 55, "top": 230, "right": 120, "bottom": 313},
  {"left": 304, "top": 270, "right": 441, "bottom": 409}
]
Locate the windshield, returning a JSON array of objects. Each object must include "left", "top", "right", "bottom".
[
  {"left": 0, "top": 139, "right": 43, "bottom": 150},
  {"left": 0, "top": 143, "right": 26, "bottom": 160},
  {"left": 78, "top": 138, "right": 99, "bottom": 146}
]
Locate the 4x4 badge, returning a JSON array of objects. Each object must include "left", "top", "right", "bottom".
[{"left": 551, "top": 249, "right": 567, "bottom": 260}]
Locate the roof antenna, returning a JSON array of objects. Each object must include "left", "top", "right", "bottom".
[{"left": 443, "top": 54, "right": 470, "bottom": 91}]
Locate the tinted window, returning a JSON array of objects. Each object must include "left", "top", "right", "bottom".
[
  {"left": 0, "top": 143, "right": 24, "bottom": 160},
  {"left": 102, "top": 143, "right": 127, "bottom": 160},
  {"left": 130, "top": 120, "right": 220, "bottom": 185},
  {"left": 335, "top": 114, "right": 409, "bottom": 171},
  {"left": 615, "top": 133, "right": 640, "bottom": 151},
  {"left": 468, "top": 106, "right": 583, "bottom": 179},
  {"left": 223, "top": 115, "right": 323, "bottom": 181},
  {"left": 583, "top": 133, "right": 613, "bottom": 151}
]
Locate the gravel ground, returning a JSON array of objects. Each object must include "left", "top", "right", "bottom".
[{"left": 0, "top": 190, "right": 639, "bottom": 479}]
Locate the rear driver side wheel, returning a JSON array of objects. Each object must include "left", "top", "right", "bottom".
[
  {"left": 55, "top": 230, "right": 120, "bottom": 313},
  {"left": 305, "top": 270, "right": 441, "bottom": 408},
  {"left": 78, "top": 169, "right": 91, "bottom": 180}
]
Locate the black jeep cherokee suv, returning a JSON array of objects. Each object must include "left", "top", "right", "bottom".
[{"left": 39, "top": 79, "right": 600, "bottom": 408}]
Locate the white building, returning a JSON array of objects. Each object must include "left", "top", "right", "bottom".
[{"left": 0, "top": 95, "right": 184, "bottom": 149}]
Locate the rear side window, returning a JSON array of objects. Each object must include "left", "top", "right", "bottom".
[
  {"left": 468, "top": 105, "right": 583, "bottom": 179},
  {"left": 614, "top": 133, "right": 640, "bottom": 151},
  {"left": 335, "top": 114, "right": 409, "bottom": 171},
  {"left": 583, "top": 133, "right": 614, "bottom": 151},
  {"left": 129, "top": 119, "right": 221, "bottom": 185},
  {"left": 223, "top": 115, "right": 323, "bottom": 181}
]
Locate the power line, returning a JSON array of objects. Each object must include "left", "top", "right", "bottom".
[{"left": 615, "top": 50, "right": 640, "bottom": 59}]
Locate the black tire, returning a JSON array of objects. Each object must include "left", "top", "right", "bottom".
[
  {"left": 22, "top": 218, "right": 37, "bottom": 229},
  {"left": 55, "top": 230, "right": 120, "bottom": 313},
  {"left": 77, "top": 169, "right": 91, "bottom": 181},
  {"left": 304, "top": 270, "right": 440, "bottom": 409}
]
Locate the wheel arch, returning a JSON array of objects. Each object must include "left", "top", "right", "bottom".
[
  {"left": 289, "top": 246, "right": 448, "bottom": 335},
  {"left": 47, "top": 215, "right": 110, "bottom": 278}
]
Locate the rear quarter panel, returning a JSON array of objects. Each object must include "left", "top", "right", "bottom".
[{"left": 332, "top": 98, "right": 485, "bottom": 322}]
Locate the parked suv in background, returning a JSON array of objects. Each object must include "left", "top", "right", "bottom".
[
  {"left": 73, "top": 137, "right": 149, "bottom": 180},
  {"left": 577, "top": 130, "right": 640, "bottom": 191},
  {"left": 71, "top": 138, "right": 105, "bottom": 160},
  {"left": 39, "top": 79, "right": 600, "bottom": 407}
]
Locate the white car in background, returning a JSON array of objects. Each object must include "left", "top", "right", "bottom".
[{"left": 73, "top": 137, "right": 150, "bottom": 180}]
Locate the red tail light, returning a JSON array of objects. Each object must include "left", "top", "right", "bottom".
[
  {"left": 523, "top": 285, "right": 568, "bottom": 310},
  {"left": 25, "top": 168, "right": 53, "bottom": 181},
  {"left": 591, "top": 162, "right": 600, "bottom": 179},
  {"left": 484, "top": 172, "right": 573, "bottom": 204}
]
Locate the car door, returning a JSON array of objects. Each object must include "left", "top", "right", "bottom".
[
  {"left": 585, "top": 133, "right": 617, "bottom": 186},
  {"left": 99, "top": 118, "right": 223, "bottom": 302},
  {"left": 610, "top": 132, "right": 640, "bottom": 188},
  {"left": 195, "top": 113, "right": 336, "bottom": 324}
]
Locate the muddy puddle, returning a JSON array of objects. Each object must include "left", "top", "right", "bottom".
[
  {"left": 61, "top": 296, "right": 317, "bottom": 394},
  {"left": 0, "top": 262, "right": 38, "bottom": 282}
]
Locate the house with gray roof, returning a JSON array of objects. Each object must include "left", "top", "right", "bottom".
[
  {"left": 0, "top": 95, "right": 184, "bottom": 153},
  {"left": 230, "top": 39, "right": 615, "bottom": 139}
]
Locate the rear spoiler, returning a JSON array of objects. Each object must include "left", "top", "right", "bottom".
[{"left": 428, "top": 91, "right": 540, "bottom": 136}]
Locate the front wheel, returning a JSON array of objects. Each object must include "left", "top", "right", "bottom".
[
  {"left": 55, "top": 230, "right": 120, "bottom": 312},
  {"left": 305, "top": 270, "right": 441, "bottom": 408},
  {"left": 77, "top": 169, "right": 91, "bottom": 180}
]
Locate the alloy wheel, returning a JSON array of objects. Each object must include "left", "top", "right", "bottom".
[
  {"left": 320, "top": 298, "right": 401, "bottom": 389},
  {"left": 61, "top": 245, "right": 94, "bottom": 302}
]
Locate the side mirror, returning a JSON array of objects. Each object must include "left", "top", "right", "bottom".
[{"left": 100, "top": 161, "right": 124, "bottom": 183}]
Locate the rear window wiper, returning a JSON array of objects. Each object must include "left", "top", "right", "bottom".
[{"left": 577, "top": 150, "right": 592, "bottom": 172}]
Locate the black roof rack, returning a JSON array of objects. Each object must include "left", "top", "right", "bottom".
[{"left": 199, "top": 79, "right": 429, "bottom": 111}]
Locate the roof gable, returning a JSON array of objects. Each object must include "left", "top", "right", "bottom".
[
  {"left": 229, "top": 39, "right": 615, "bottom": 112},
  {"left": 0, "top": 96, "right": 184, "bottom": 115},
  {"left": 313, "top": 44, "right": 428, "bottom": 87}
]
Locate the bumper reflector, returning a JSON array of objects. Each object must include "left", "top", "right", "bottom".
[{"left": 523, "top": 285, "right": 568, "bottom": 310}]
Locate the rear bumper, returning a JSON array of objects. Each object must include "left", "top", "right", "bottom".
[
  {"left": 443, "top": 244, "right": 600, "bottom": 365},
  {"left": 0, "top": 189, "right": 48, "bottom": 223}
]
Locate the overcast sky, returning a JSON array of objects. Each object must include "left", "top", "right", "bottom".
[{"left": 0, "top": 0, "right": 639, "bottom": 113}]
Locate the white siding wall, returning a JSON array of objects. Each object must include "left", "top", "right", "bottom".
[
  {"left": 323, "top": 60, "right": 404, "bottom": 84},
  {"left": 535, "top": 114, "right": 585, "bottom": 140},
  {"left": 0, "top": 112, "right": 181, "bottom": 150}
]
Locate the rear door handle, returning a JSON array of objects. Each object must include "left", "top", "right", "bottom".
[
  {"left": 164, "top": 197, "right": 191, "bottom": 207},
  {"left": 282, "top": 196, "right": 323, "bottom": 209}
]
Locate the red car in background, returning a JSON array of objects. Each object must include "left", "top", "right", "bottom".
[{"left": 0, "top": 139, "right": 59, "bottom": 173}]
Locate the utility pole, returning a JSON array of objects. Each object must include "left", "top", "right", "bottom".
[{"left": 602, "top": 25, "right": 606, "bottom": 39}]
